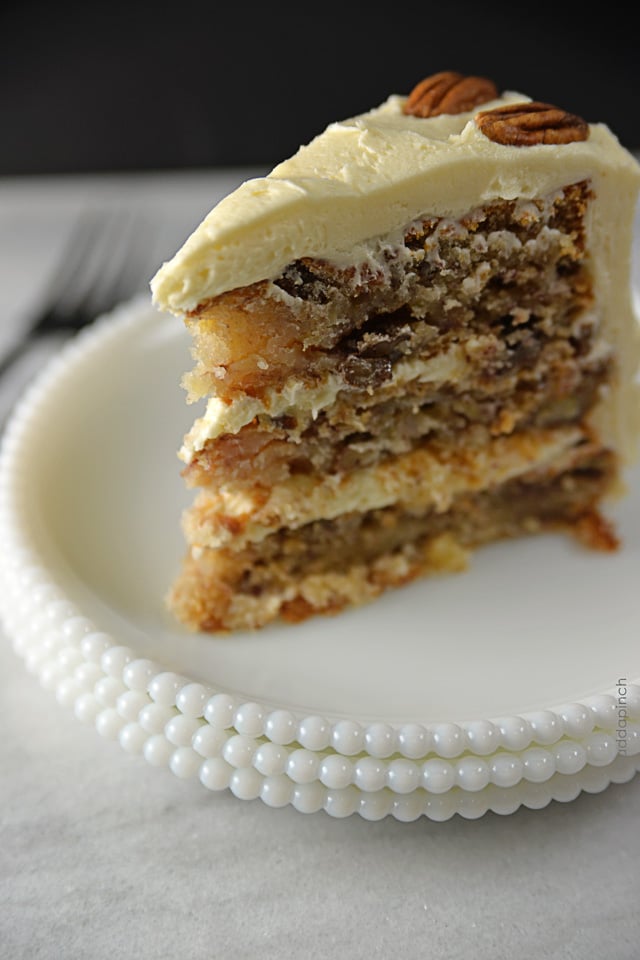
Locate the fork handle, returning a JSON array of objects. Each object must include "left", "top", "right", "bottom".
[{"left": 0, "top": 334, "right": 35, "bottom": 381}]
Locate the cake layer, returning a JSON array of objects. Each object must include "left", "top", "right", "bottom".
[
  {"left": 182, "top": 426, "right": 587, "bottom": 550},
  {"left": 183, "top": 334, "right": 610, "bottom": 491},
  {"left": 169, "top": 445, "right": 616, "bottom": 632}
]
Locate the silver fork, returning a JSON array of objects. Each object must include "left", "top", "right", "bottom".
[{"left": 0, "top": 206, "right": 152, "bottom": 381}]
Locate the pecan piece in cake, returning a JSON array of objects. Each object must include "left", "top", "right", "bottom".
[
  {"left": 476, "top": 102, "right": 589, "bottom": 146},
  {"left": 403, "top": 71, "right": 498, "bottom": 118}
]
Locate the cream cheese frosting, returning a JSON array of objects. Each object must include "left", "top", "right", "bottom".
[{"left": 150, "top": 90, "right": 640, "bottom": 313}]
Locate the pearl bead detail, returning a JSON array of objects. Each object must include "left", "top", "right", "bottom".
[
  {"left": 119, "top": 723, "right": 147, "bottom": 754},
  {"left": 584, "top": 732, "right": 617, "bottom": 767},
  {"left": 554, "top": 740, "right": 587, "bottom": 776},
  {"left": 100, "top": 645, "right": 134, "bottom": 678},
  {"left": 397, "top": 723, "right": 432, "bottom": 759},
  {"left": 354, "top": 757, "right": 387, "bottom": 793},
  {"left": 170, "top": 747, "right": 202, "bottom": 780},
  {"left": 358, "top": 790, "right": 393, "bottom": 821},
  {"left": 199, "top": 758, "right": 232, "bottom": 791},
  {"left": 489, "top": 752, "right": 524, "bottom": 788},
  {"left": 521, "top": 747, "right": 555, "bottom": 783},
  {"left": 116, "top": 690, "right": 150, "bottom": 722},
  {"left": 229, "top": 767, "right": 262, "bottom": 801},
  {"left": 192, "top": 725, "right": 229, "bottom": 759},
  {"left": 324, "top": 786, "right": 359, "bottom": 819},
  {"left": 463, "top": 720, "right": 498, "bottom": 755},
  {"left": 143, "top": 733, "right": 175, "bottom": 767},
  {"left": 422, "top": 758, "right": 455, "bottom": 794},
  {"left": 138, "top": 703, "right": 176, "bottom": 734},
  {"left": 204, "top": 694, "right": 236, "bottom": 729},
  {"left": 74, "top": 693, "right": 100, "bottom": 725},
  {"left": 286, "top": 749, "right": 320, "bottom": 785},
  {"left": 431, "top": 722, "right": 464, "bottom": 758},
  {"left": 164, "top": 715, "right": 204, "bottom": 747},
  {"left": 455, "top": 756, "right": 490, "bottom": 792},
  {"left": 495, "top": 716, "right": 532, "bottom": 752},
  {"left": 297, "top": 716, "right": 331, "bottom": 751},
  {"left": 148, "top": 671, "right": 188, "bottom": 706},
  {"left": 331, "top": 720, "right": 364, "bottom": 756},
  {"left": 363, "top": 723, "right": 397, "bottom": 758},
  {"left": 223, "top": 734, "right": 257, "bottom": 769},
  {"left": 80, "top": 632, "right": 113, "bottom": 663},
  {"left": 387, "top": 759, "right": 420, "bottom": 794},
  {"left": 557, "top": 703, "right": 594, "bottom": 739},
  {"left": 95, "top": 708, "right": 125, "bottom": 740},
  {"left": 94, "top": 676, "right": 127, "bottom": 707},
  {"left": 319, "top": 755, "right": 353, "bottom": 789},
  {"left": 291, "top": 782, "right": 325, "bottom": 815},
  {"left": 264, "top": 710, "right": 297, "bottom": 745},
  {"left": 176, "top": 682, "right": 214, "bottom": 718},
  {"left": 260, "top": 775, "right": 293, "bottom": 808},
  {"left": 122, "top": 658, "right": 161, "bottom": 692},
  {"left": 233, "top": 702, "right": 265, "bottom": 737},
  {"left": 253, "top": 742, "right": 288, "bottom": 777}
]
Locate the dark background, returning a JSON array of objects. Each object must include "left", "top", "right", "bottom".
[{"left": 2, "top": 0, "right": 638, "bottom": 177}]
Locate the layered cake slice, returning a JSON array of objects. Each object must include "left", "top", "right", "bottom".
[{"left": 151, "top": 71, "right": 640, "bottom": 632}]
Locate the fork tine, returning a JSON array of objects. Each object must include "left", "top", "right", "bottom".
[
  {"left": 39, "top": 210, "right": 108, "bottom": 324},
  {"left": 84, "top": 210, "right": 152, "bottom": 313},
  {"left": 0, "top": 207, "right": 152, "bottom": 408},
  {"left": 0, "top": 206, "right": 152, "bottom": 385},
  {"left": 110, "top": 211, "right": 157, "bottom": 304},
  {"left": 78, "top": 207, "right": 140, "bottom": 319},
  {"left": 42, "top": 205, "right": 150, "bottom": 329}
]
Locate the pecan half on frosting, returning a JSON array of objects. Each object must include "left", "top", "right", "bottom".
[
  {"left": 475, "top": 101, "right": 589, "bottom": 146},
  {"left": 403, "top": 71, "right": 498, "bottom": 118}
]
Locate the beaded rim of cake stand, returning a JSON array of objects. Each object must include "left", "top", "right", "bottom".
[{"left": 0, "top": 297, "right": 639, "bottom": 811}]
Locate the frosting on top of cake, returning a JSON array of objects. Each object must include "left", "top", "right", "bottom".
[{"left": 150, "top": 90, "right": 640, "bottom": 314}]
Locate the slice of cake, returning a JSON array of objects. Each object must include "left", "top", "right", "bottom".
[{"left": 151, "top": 70, "right": 640, "bottom": 633}]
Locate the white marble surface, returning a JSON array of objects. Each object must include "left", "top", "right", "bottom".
[
  {"left": 1, "top": 172, "right": 640, "bottom": 960},
  {"left": 3, "top": 633, "right": 640, "bottom": 960}
]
